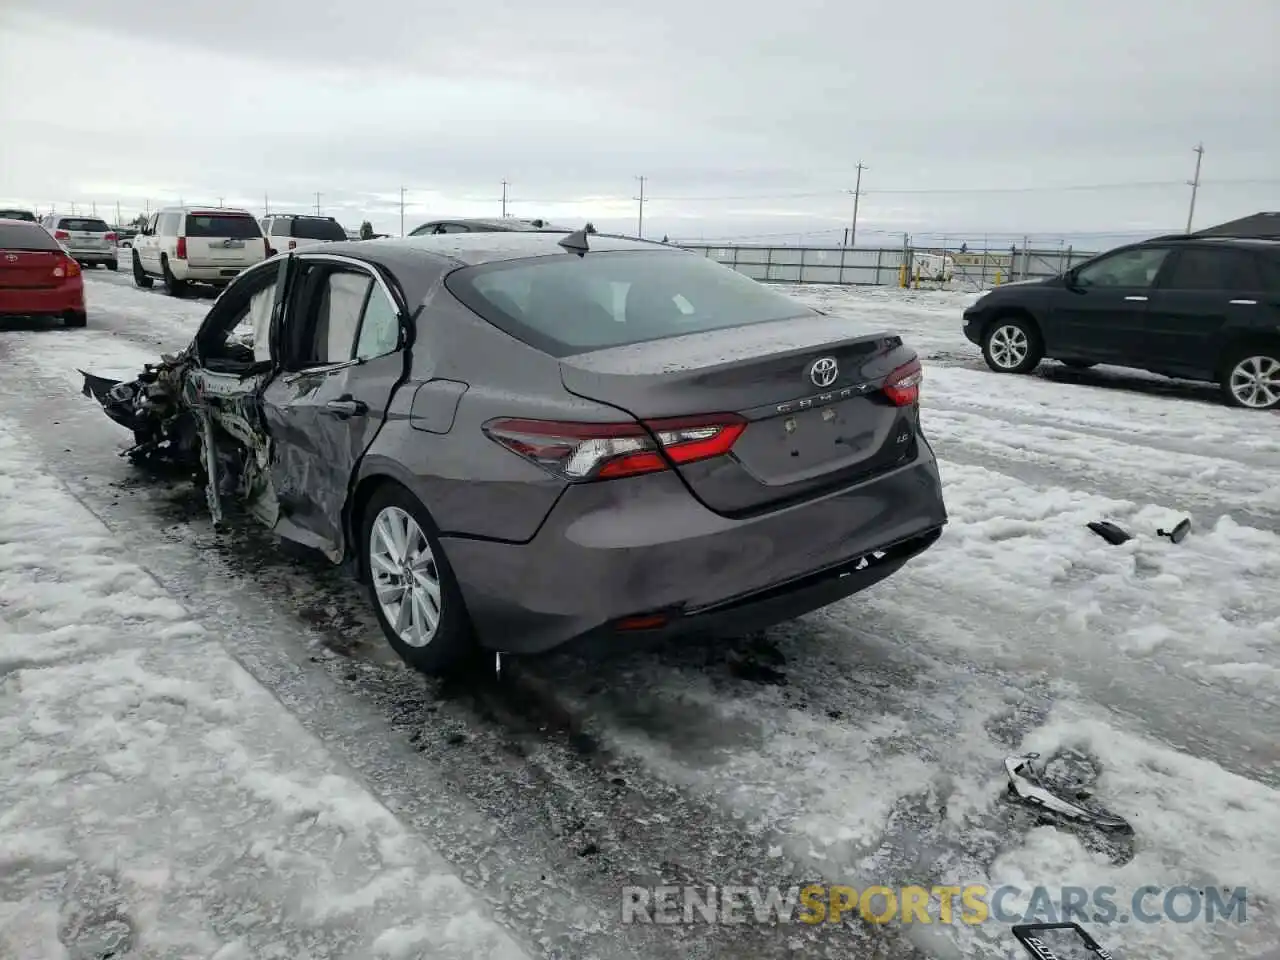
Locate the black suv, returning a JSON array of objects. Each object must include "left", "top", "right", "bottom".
[{"left": 962, "top": 236, "right": 1280, "bottom": 410}]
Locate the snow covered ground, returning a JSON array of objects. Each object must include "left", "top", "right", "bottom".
[{"left": 0, "top": 272, "right": 1276, "bottom": 960}]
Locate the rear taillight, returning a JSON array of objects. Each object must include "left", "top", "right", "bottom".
[
  {"left": 104, "top": 232, "right": 118, "bottom": 244},
  {"left": 175, "top": 236, "right": 187, "bottom": 259},
  {"left": 54, "top": 229, "right": 69, "bottom": 240},
  {"left": 883, "top": 358, "right": 922, "bottom": 406},
  {"left": 53, "top": 256, "right": 81, "bottom": 279},
  {"left": 483, "top": 414, "right": 746, "bottom": 482}
]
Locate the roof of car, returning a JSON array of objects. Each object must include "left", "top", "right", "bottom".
[
  {"left": 317, "top": 230, "right": 668, "bottom": 268},
  {"left": 266, "top": 213, "right": 340, "bottom": 221}
]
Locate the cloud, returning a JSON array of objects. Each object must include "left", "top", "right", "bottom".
[{"left": 2, "top": 0, "right": 1276, "bottom": 241}]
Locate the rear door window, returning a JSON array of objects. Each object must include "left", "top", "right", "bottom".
[
  {"left": 1161, "top": 247, "right": 1262, "bottom": 291},
  {"left": 185, "top": 214, "right": 262, "bottom": 239},
  {"left": 306, "top": 271, "right": 372, "bottom": 364},
  {"left": 446, "top": 249, "right": 814, "bottom": 357}
]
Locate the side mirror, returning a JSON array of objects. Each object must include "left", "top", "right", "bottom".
[{"left": 1063, "top": 269, "right": 1079, "bottom": 289}]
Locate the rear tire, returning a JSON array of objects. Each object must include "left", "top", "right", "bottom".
[
  {"left": 132, "top": 253, "right": 153, "bottom": 289},
  {"left": 105, "top": 259, "right": 118, "bottom": 272},
  {"left": 161, "top": 256, "right": 186, "bottom": 297},
  {"left": 360, "top": 483, "right": 475, "bottom": 675},
  {"left": 1220, "top": 346, "right": 1280, "bottom": 410},
  {"left": 64, "top": 310, "right": 87, "bottom": 328},
  {"left": 982, "top": 315, "right": 1043, "bottom": 374}
]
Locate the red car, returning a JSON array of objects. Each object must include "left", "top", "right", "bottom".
[{"left": 0, "top": 217, "right": 86, "bottom": 327}]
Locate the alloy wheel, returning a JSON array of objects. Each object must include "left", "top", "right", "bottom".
[
  {"left": 989, "top": 324, "right": 1029, "bottom": 369},
  {"left": 369, "top": 505, "right": 443, "bottom": 647},
  {"left": 1228, "top": 355, "right": 1280, "bottom": 409}
]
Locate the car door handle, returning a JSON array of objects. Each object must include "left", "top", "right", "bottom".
[
  {"left": 1229, "top": 299, "right": 1257, "bottom": 305},
  {"left": 324, "top": 397, "right": 367, "bottom": 418},
  {"left": 1124, "top": 296, "right": 1148, "bottom": 302}
]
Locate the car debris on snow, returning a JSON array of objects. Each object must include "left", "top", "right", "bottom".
[{"left": 1004, "top": 753, "right": 1133, "bottom": 833}]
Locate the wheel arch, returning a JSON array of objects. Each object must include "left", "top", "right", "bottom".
[
  {"left": 982, "top": 306, "right": 1043, "bottom": 345},
  {"left": 343, "top": 460, "right": 434, "bottom": 578},
  {"left": 1214, "top": 333, "right": 1280, "bottom": 381}
]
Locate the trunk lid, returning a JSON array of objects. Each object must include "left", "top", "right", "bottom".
[
  {"left": 0, "top": 250, "right": 63, "bottom": 289},
  {"left": 559, "top": 314, "right": 921, "bottom": 516}
]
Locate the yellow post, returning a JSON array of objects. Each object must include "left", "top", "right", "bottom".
[{"left": 994, "top": 270, "right": 1002, "bottom": 286}]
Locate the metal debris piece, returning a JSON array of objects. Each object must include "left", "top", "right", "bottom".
[
  {"left": 1086, "top": 521, "right": 1132, "bottom": 545},
  {"left": 1004, "top": 754, "right": 1132, "bottom": 833}
]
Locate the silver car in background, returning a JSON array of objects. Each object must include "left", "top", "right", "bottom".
[{"left": 39, "top": 214, "right": 118, "bottom": 270}]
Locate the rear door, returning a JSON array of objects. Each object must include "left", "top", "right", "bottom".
[
  {"left": 183, "top": 211, "right": 266, "bottom": 271},
  {"left": 1143, "top": 245, "right": 1268, "bottom": 375},
  {"left": 1049, "top": 245, "right": 1172, "bottom": 360},
  {"left": 0, "top": 222, "right": 64, "bottom": 289},
  {"left": 260, "top": 255, "right": 408, "bottom": 555}
]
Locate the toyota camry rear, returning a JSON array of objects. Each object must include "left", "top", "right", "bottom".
[{"left": 361, "top": 237, "right": 948, "bottom": 668}]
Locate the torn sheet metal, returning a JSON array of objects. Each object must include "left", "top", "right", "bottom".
[
  {"left": 1004, "top": 754, "right": 1132, "bottom": 833},
  {"left": 81, "top": 354, "right": 281, "bottom": 530}
]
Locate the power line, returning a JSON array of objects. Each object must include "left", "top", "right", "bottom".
[{"left": 484, "top": 176, "right": 1278, "bottom": 205}]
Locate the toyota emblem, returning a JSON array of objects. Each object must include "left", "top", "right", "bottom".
[
  {"left": 809, "top": 356, "right": 839, "bottom": 388},
  {"left": 4, "top": 254, "right": 16, "bottom": 262}
]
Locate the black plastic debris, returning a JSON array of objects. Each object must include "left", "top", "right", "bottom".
[
  {"left": 1157, "top": 517, "right": 1192, "bottom": 544},
  {"left": 1004, "top": 754, "right": 1132, "bottom": 833},
  {"left": 1086, "top": 520, "right": 1132, "bottom": 545}
]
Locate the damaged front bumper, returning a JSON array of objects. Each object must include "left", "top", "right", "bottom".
[{"left": 81, "top": 351, "right": 279, "bottom": 529}]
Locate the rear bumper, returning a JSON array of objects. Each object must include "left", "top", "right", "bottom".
[
  {"left": 171, "top": 261, "right": 259, "bottom": 282},
  {"left": 442, "top": 448, "right": 948, "bottom": 654},
  {"left": 0, "top": 281, "right": 84, "bottom": 316},
  {"left": 67, "top": 248, "right": 115, "bottom": 262}
]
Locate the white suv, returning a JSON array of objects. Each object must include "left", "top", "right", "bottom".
[
  {"left": 39, "top": 214, "right": 119, "bottom": 270},
  {"left": 131, "top": 206, "right": 269, "bottom": 296},
  {"left": 260, "top": 214, "right": 348, "bottom": 255}
]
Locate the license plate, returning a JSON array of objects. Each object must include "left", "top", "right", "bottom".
[
  {"left": 221, "top": 239, "right": 244, "bottom": 249},
  {"left": 220, "top": 269, "right": 239, "bottom": 276}
]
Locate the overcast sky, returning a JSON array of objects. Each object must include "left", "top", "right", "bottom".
[{"left": 2, "top": 0, "right": 1276, "bottom": 246}]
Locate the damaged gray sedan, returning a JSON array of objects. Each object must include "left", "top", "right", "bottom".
[{"left": 84, "top": 231, "right": 947, "bottom": 673}]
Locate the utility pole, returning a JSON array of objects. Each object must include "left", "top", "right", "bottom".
[
  {"left": 847, "top": 161, "right": 866, "bottom": 248},
  {"left": 92, "top": 201, "right": 97, "bottom": 216},
  {"left": 217, "top": 196, "right": 224, "bottom": 208},
  {"left": 264, "top": 192, "right": 269, "bottom": 216},
  {"left": 501, "top": 179, "right": 509, "bottom": 218},
  {"left": 116, "top": 201, "right": 121, "bottom": 227},
  {"left": 314, "top": 192, "right": 322, "bottom": 216},
  {"left": 1185, "top": 142, "right": 1205, "bottom": 234},
  {"left": 635, "top": 175, "right": 647, "bottom": 238},
  {"left": 399, "top": 186, "right": 407, "bottom": 237}
]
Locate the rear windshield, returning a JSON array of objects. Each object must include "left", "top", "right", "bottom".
[
  {"left": 445, "top": 250, "right": 812, "bottom": 357},
  {"left": 289, "top": 217, "right": 347, "bottom": 241},
  {"left": 58, "top": 217, "right": 111, "bottom": 232},
  {"left": 185, "top": 214, "right": 263, "bottom": 239},
  {"left": 0, "top": 223, "right": 59, "bottom": 250},
  {"left": 0, "top": 210, "right": 37, "bottom": 222}
]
